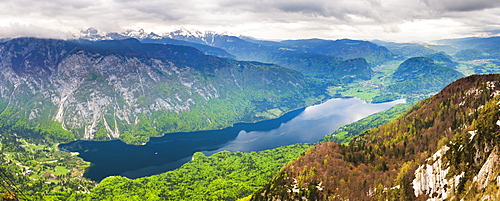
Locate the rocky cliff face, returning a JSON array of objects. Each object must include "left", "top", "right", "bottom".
[
  {"left": 252, "top": 74, "right": 500, "bottom": 200},
  {"left": 0, "top": 37, "right": 308, "bottom": 143}
]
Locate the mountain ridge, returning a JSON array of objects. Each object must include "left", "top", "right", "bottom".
[
  {"left": 0, "top": 37, "right": 310, "bottom": 144},
  {"left": 252, "top": 74, "right": 500, "bottom": 200},
  {"left": 71, "top": 28, "right": 392, "bottom": 86}
]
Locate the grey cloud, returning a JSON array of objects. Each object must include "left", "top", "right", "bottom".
[
  {"left": 107, "top": 0, "right": 211, "bottom": 24},
  {"left": 0, "top": 0, "right": 499, "bottom": 41},
  {"left": 478, "top": 29, "right": 500, "bottom": 35},
  {"left": 0, "top": 23, "right": 70, "bottom": 39},
  {"left": 423, "top": 0, "right": 500, "bottom": 12},
  {"left": 217, "top": 0, "right": 384, "bottom": 21},
  {"left": 2, "top": 0, "right": 97, "bottom": 15}
]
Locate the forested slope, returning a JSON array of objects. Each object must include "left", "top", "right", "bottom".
[
  {"left": 388, "top": 57, "right": 464, "bottom": 94},
  {"left": 252, "top": 74, "right": 500, "bottom": 200}
]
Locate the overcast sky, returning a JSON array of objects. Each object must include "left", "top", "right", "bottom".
[{"left": 1, "top": 0, "right": 499, "bottom": 42}]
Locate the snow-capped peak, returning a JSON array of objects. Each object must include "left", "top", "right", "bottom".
[
  {"left": 167, "top": 27, "right": 205, "bottom": 38},
  {"left": 166, "top": 27, "right": 239, "bottom": 39},
  {"left": 73, "top": 27, "right": 112, "bottom": 41},
  {"left": 72, "top": 27, "right": 240, "bottom": 44},
  {"left": 120, "top": 29, "right": 161, "bottom": 39},
  {"left": 73, "top": 28, "right": 163, "bottom": 41},
  {"left": 163, "top": 27, "right": 241, "bottom": 45}
]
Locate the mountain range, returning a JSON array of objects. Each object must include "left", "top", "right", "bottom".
[
  {"left": 0, "top": 29, "right": 413, "bottom": 143},
  {"left": 0, "top": 33, "right": 470, "bottom": 144},
  {"left": 74, "top": 28, "right": 395, "bottom": 85},
  {"left": 2, "top": 28, "right": 500, "bottom": 200},
  {"left": 0, "top": 37, "right": 310, "bottom": 144}
]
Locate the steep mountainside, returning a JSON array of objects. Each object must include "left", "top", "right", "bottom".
[
  {"left": 0, "top": 37, "right": 308, "bottom": 144},
  {"left": 388, "top": 57, "right": 464, "bottom": 94},
  {"left": 252, "top": 74, "right": 500, "bottom": 200}
]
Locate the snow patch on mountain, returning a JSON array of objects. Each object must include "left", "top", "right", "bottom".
[{"left": 73, "top": 27, "right": 238, "bottom": 43}]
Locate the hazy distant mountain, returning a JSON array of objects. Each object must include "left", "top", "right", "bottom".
[
  {"left": 280, "top": 38, "right": 395, "bottom": 64},
  {"left": 165, "top": 30, "right": 395, "bottom": 65},
  {"left": 166, "top": 30, "right": 386, "bottom": 83},
  {"left": 436, "top": 37, "right": 500, "bottom": 50},
  {"left": 371, "top": 40, "right": 437, "bottom": 58},
  {"left": 436, "top": 37, "right": 500, "bottom": 60}
]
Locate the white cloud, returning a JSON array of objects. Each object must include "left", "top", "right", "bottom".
[
  {"left": 0, "top": 23, "right": 71, "bottom": 39},
  {"left": 0, "top": 0, "right": 499, "bottom": 41}
]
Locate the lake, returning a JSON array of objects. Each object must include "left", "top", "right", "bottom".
[{"left": 59, "top": 98, "right": 405, "bottom": 181}]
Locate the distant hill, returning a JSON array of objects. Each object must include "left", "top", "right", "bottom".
[
  {"left": 436, "top": 37, "right": 500, "bottom": 50},
  {"left": 371, "top": 40, "right": 436, "bottom": 58},
  {"left": 426, "top": 51, "right": 458, "bottom": 68},
  {"left": 437, "top": 37, "right": 500, "bottom": 60},
  {"left": 388, "top": 57, "right": 464, "bottom": 94},
  {"left": 454, "top": 48, "right": 490, "bottom": 60},
  {"left": 252, "top": 74, "right": 500, "bottom": 200},
  {"left": 280, "top": 39, "right": 395, "bottom": 64}
]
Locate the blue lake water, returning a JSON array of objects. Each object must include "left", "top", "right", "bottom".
[{"left": 59, "top": 98, "right": 405, "bottom": 181}]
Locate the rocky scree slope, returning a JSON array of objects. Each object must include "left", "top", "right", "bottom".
[
  {"left": 0, "top": 37, "right": 307, "bottom": 143},
  {"left": 252, "top": 74, "right": 500, "bottom": 200}
]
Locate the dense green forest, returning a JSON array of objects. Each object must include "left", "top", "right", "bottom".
[{"left": 82, "top": 144, "right": 310, "bottom": 200}]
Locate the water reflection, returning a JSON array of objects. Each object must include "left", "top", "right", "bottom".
[
  {"left": 60, "top": 98, "right": 404, "bottom": 181},
  {"left": 203, "top": 98, "right": 405, "bottom": 154}
]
